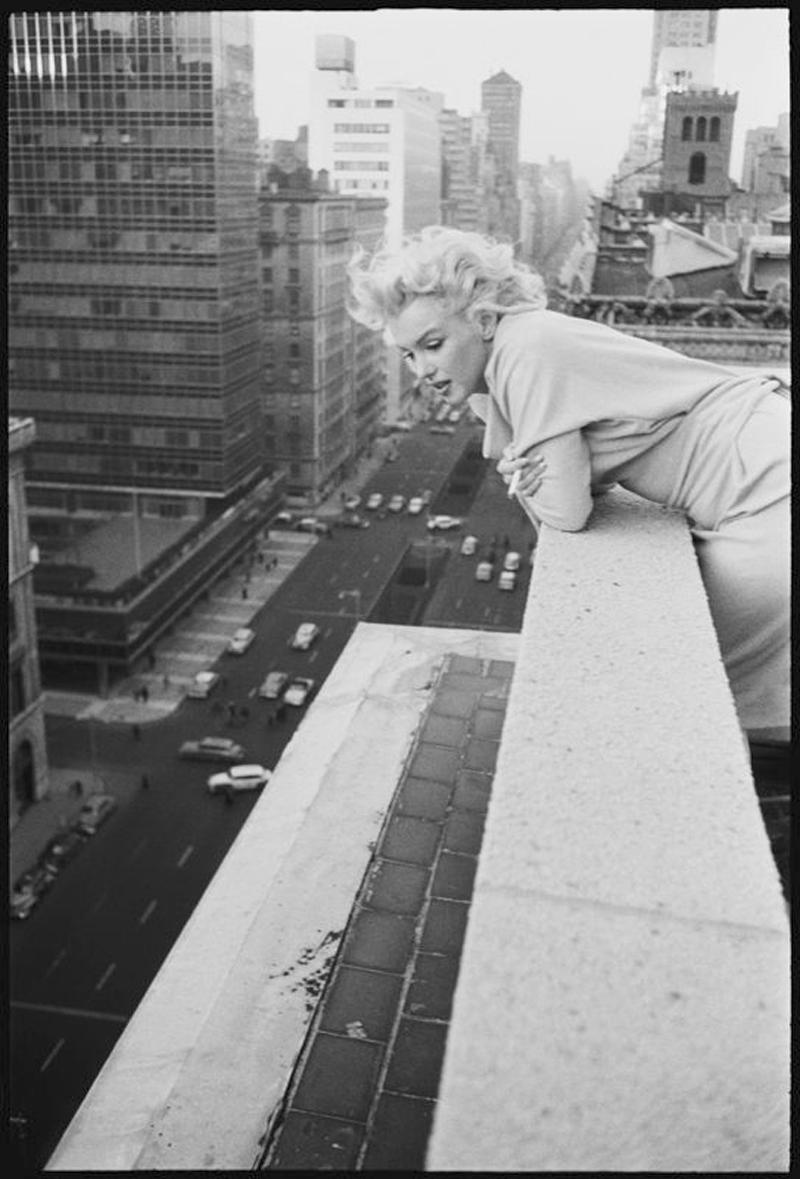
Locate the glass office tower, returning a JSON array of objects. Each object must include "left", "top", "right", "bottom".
[{"left": 8, "top": 12, "right": 263, "bottom": 528}]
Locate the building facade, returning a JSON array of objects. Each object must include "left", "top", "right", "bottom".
[
  {"left": 259, "top": 183, "right": 387, "bottom": 501},
  {"left": 439, "top": 108, "right": 490, "bottom": 234},
  {"left": 480, "top": 69, "right": 522, "bottom": 243},
  {"left": 7, "top": 11, "right": 274, "bottom": 689},
  {"left": 9, "top": 418, "right": 50, "bottom": 826},
  {"left": 661, "top": 90, "right": 738, "bottom": 218}
]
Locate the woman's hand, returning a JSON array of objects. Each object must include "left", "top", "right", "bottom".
[{"left": 497, "top": 446, "right": 546, "bottom": 499}]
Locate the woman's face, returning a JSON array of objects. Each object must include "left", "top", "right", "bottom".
[{"left": 386, "top": 296, "right": 494, "bottom": 406}]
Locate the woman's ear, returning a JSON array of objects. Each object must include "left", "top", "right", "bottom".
[{"left": 475, "top": 310, "right": 498, "bottom": 341}]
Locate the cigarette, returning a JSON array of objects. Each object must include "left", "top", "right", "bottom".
[{"left": 507, "top": 468, "right": 522, "bottom": 498}]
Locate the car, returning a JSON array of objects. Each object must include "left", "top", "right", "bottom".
[
  {"left": 427, "top": 515, "right": 463, "bottom": 532},
  {"left": 179, "top": 736, "right": 246, "bottom": 763},
  {"left": 259, "top": 670, "right": 289, "bottom": 699},
  {"left": 290, "top": 622, "right": 320, "bottom": 651},
  {"left": 337, "top": 512, "right": 370, "bottom": 529},
  {"left": 503, "top": 551, "right": 521, "bottom": 572},
  {"left": 498, "top": 570, "right": 517, "bottom": 591},
  {"left": 460, "top": 535, "right": 478, "bottom": 556},
  {"left": 75, "top": 792, "right": 118, "bottom": 836},
  {"left": 407, "top": 496, "right": 424, "bottom": 516},
  {"left": 388, "top": 494, "right": 406, "bottom": 513},
  {"left": 475, "top": 560, "right": 494, "bottom": 582},
  {"left": 273, "top": 510, "right": 294, "bottom": 528},
  {"left": 187, "top": 670, "right": 221, "bottom": 699},
  {"left": 39, "top": 830, "right": 86, "bottom": 875},
  {"left": 366, "top": 492, "right": 383, "bottom": 511},
  {"left": 227, "top": 627, "right": 255, "bottom": 655},
  {"left": 10, "top": 864, "right": 57, "bottom": 920},
  {"left": 297, "top": 517, "right": 331, "bottom": 536},
  {"left": 207, "top": 764, "right": 272, "bottom": 795},
  {"left": 421, "top": 489, "right": 433, "bottom": 505},
  {"left": 284, "top": 676, "right": 316, "bottom": 707},
  {"left": 429, "top": 424, "right": 456, "bottom": 435},
  {"left": 343, "top": 493, "right": 362, "bottom": 511}
]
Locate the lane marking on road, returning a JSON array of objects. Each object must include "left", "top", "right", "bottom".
[
  {"left": 324, "top": 627, "right": 333, "bottom": 638},
  {"left": 139, "top": 899, "right": 158, "bottom": 926},
  {"left": 40, "top": 1038, "right": 65, "bottom": 1073},
  {"left": 177, "top": 844, "right": 194, "bottom": 869},
  {"left": 12, "top": 999, "right": 128, "bottom": 1024},
  {"left": 248, "top": 686, "right": 257, "bottom": 698},
  {"left": 483, "top": 606, "right": 492, "bottom": 617},
  {"left": 372, "top": 553, "right": 380, "bottom": 563},
  {"left": 90, "top": 890, "right": 109, "bottom": 916},
  {"left": 361, "top": 569, "right": 370, "bottom": 579},
  {"left": 308, "top": 650, "right": 319, "bottom": 664},
  {"left": 95, "top": 962, "right": 116, "bottom": 992},
  {"left": 455, "top": 597, "right": 463, "bottom": 610},
  {"left": 44, "top": 948, "right": 67, "bottom": 979},
  {"left": 129, "top": 837, "right": 149, "bottom": 864}
]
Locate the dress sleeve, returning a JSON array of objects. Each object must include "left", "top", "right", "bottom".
[{"left": 513, "top": 430, "right": 593, "bottom": 532}]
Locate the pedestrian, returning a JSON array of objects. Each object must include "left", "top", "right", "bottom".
[
  {"left": 276, "top": 702, "right": 287, "bottom": 723},
  {"left": 141, "top": 773, "right": 150, "bottom": 790},
  {"left": 348, "top": 225, "right": 790, "bottom": 736},
  {"left": 141, "top": 685, "right": 149, "bottom": 704},
  {"left": 72, "top": 779, "right": 83, "bottom": 798},
  {"left": 242, "top": 585, "right": 248, "bottom": 599},
  {"left": 132, "top": 723, "right": 141, "bottom": 741}
]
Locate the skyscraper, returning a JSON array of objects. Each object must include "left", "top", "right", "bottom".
[
  {"left": 480, "top": 70, "right": 522, "bottom": 242},
  {"left": 8, "top": 12, "right": 277, "bottom": 691},
  {"left": 9, "top": 12, "right": 263, "bottom": 528}
]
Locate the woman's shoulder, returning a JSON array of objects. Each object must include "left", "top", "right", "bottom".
[{"left": 492, "top": 308, "right": 592, "bottom": 363}]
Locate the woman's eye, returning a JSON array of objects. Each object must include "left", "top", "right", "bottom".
[{"left": 426, "top": 339, "right": 442, "bottom": 351}]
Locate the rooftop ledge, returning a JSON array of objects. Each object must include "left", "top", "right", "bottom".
[{"left": 48, "top": 489, "right": 789, "bottom": 1173}]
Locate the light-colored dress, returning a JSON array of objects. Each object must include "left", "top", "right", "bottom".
[{"left": 469, "top": 309, "right": 790, "bottom": 732}]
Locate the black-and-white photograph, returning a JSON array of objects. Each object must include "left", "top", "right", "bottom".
[{"left": 9, "top": 8, "right": 789, "bottom": 1172}]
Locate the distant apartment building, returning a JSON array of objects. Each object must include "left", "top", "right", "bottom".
[
  {"left": 519, "top": 158, "right": 588, "bottom": 285},
  {"left": 8, "top": 11, "right": 279, "bottom": 692},
  {"left": 439, "top": 108, "right": 490, "bottom": 234},
  {"left": 9, "top": 418, "right": 49, "bottom": 825},
  {"left": 309, "top": 35, "right": 442, "bottom": 419},
  {"left": 259, "top": 181, "right": 387, "bottom": 501},
  {"left": 257, "top": 127, "right": 308, "bottom": 185},
  {"left": 480, "top": 70, "right": 522, "bottom": 243}
]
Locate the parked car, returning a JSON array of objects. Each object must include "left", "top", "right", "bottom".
[
  {"left": 460, "top": 535, "right": 478, "bottom": 556},
  {"left": 273, "top": 511, "right": 294, "bottom": 528},
  {"left": 297, "top": 517, "right": 331, "bottom": 536},
  {"left": 498, "top": 570, "right": 517, "bottom": 591},
  {"left": 75, "top": 792, "right": 118, "bottom": 836},
  {"left": 39, "top": 830, "right": 86, "bottom": 875},
  {"left": 421, "top": 489, "right": 433, "bottom": 505},
  {"left": 179, "top": 736, "right": 246, "bottom": 763},
  {"left": 429, "top": 424, "right": 456, "bottom": 435},
  {"left": 475, "top": 560, "right": 494, "bottom": 582},
  {"left": 343, "top": 493, "right": 362, "bottom": 511},
  {"left": 388, "top": 494, "right": 406, "bottom": 513},
  {"left": 207, "top": 764, "right": 271, "bottom": 795},
  {"left": 503, "top": 551, "right": 521, "bottom": 572},
  {"left": 366, "top": 492, "right": 383, "bottom": 511},
  {"left": 290, "top": 622, "right": 320, "bottom": 651},
  {"left": 10, "top": 864, "right": 57, "bottom": 920},
  {"left": 283, "top": 676, "right": 316, "bottom": 707},
  {"left": 407, "top": 496, "right": 424, "bottom": 516},
  {"left": 427, "top": 515, "right": 463, "bottom": 531},
  {"left": 259, "top": 670, "right": 289, "bottom": 699},
  {"left": 187, "top": 670, "right": 221, "bottom": 699},
  {"left": 227, "top": 627, "right": 255, "bottom": 655}
]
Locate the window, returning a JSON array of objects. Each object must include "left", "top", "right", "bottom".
[
  {"left": 288, "top": 268, "right": 300, "bottom": 284},
  {"left": 681, "top": 116, "right": 693, "bottom": 141},
  {"left": 328, "top": 99, "right": 346, "bottom": 108},
  {"left": 374, "top": 99, "right": 394, "bottom": 108},
  {"left": 688, "top": 152, "right": 706, "bottom": 185},
  {"left": 695, "top": 116, "right": 707, "bottom": 142},
  {"left": 709, "top": 116, "right": 720, "bottom": 142}
]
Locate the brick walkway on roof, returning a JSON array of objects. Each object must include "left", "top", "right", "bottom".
[{"left": 260, "top": 653, "right": 515, "bottom": 1171}]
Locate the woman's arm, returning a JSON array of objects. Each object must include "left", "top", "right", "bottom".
[{"left": 499, "top": 430, "right": 593, "bottom": 532}]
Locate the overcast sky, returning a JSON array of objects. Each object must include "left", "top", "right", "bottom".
[{"left": 252, "top": 6, "right": 789, "bottom": 193}]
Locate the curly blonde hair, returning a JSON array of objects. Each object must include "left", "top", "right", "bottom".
[{"left": 347, "top": 225, "right": 547, "bottom": 333}]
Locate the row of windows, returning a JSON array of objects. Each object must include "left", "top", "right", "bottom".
[
  {"left": 333, "top": 123, "right": 390, "bottom": 134},
  {"left": 333, "top": 179, "right": 389, "bottom": 192},
  {"left": 333, "top": 160, "right": 389, "bottom": 172},
  {"left": 680, "top": 115, "right": 721, "bottom": 143},
  {"left": 328, "top": 98, "right": 394, "bottom": 109},
  {"left": 333, "top": 142, "right": 388, "bottom": 153}
]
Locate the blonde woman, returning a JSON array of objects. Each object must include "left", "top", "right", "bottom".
[{"left": 348, "top": 226, "right": 790, "bottom": 739}]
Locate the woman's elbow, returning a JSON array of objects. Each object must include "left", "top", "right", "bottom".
[{"left": 536, "top": 502, "right": 593, "bottom": 532}]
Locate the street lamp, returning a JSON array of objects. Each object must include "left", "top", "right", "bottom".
[{"left": 338, "top": 589, "right": 361, "bottom": 621}]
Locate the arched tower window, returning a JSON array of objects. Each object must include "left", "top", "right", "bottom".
[
  {"left": 695, "top": 116, "right": 707, "bottom": 142},
  {"left": 709, "top": 116, "right": 720, "bottom": 142},
  {"left": 688, "top": 152, "right": 706, "bottom": 185},
  {"left": 681, "top": 116, "right": 693, "bottom": 141}
]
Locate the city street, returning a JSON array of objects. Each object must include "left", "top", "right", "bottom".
[{"left": 9, "top": 414, "right": 538, "bottom": 1169}]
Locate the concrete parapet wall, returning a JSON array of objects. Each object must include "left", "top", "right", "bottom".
[{"left": 427, "top": 489, "right": 789, "bottom": 1172}]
